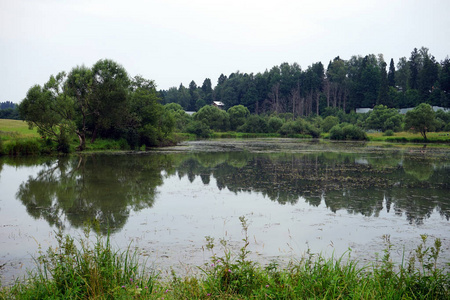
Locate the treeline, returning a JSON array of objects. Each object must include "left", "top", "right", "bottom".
[
  {"left": 18, "top": 59, "right": 175, "bottom": 152},
  {"left": 159, "top": 47, "right": 450, "bottom": 115},
  {"left": 0, "top": 101, "right": 19, "bottom": 119},
  {"left": 175, "top": 102, "right": 450, "bottom": 141}
]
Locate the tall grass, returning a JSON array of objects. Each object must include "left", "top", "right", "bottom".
[
  {"left": 1, "top": 218, "right": 449, "bottom": 299},
  {"left": 2, "top": 227, "right": 155, "bottom": 299},
  {"left": 3, "top": 138, "right": 41, "bottom": 156}
]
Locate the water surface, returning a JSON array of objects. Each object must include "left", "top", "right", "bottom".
[{"left": 1, "top": 139, "right": 449, "bottom": 284}]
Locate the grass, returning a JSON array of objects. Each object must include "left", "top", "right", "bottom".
[
  {"left": 1, "top": 217, "right": 449, "bottom": 299},
  {"left": 367, "top": 131, "right": 450, "bottom": 143},
  {"left": 0, "top": 119, "right": 39, "bottom": 140},
  {"left": 1, "top": 118, "right": 450, "bottom": 156}
]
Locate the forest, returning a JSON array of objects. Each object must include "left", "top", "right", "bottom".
[{"left": 159, "top": 47, "right": 450, "bottom": 115}]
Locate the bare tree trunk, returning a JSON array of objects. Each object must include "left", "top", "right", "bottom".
[
  {"left": 342, "top": 88, "right": 348, "bottom": 112},
  {"left": 332, "top": 83, "right": 338, "bottom": 108},
  {"left": 290, "top": 84, "right": 300, "bottom": 119},
  {"left": 315, "top": 91, "right": 320, "bottom": 116},
  {"left": 271, "top": 83, "right": 281, "bottom": 113}
]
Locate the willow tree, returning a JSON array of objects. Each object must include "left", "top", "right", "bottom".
[
  {"left": 19, "top": 72, "right": 75, "bottom": 152},
  {"left": 405, "top": 103, "right": 437, "bottom": 140}
]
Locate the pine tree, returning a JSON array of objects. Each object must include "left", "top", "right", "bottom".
[{"left": 388, "top": 58, "right": 396, "bottom": 87}]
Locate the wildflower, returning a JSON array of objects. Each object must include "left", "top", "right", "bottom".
[
  {"left": 145, "top": 286, "right": 148, "bottom": 289},
  {"left": 228, "top": 269, "right": 232, "bottom": 272},
  {"left": 165, "top": 289, "right": 169, "bottom": 293},
  {"left": 130, "top": 278, "right": 133, "bottom": 282},
  {"left": 207, "top": 293, "right": 211, "bottom": 296},
  {"left": 265, "top": 285, "right": 269, "bottom": 288},
  {"left": 121, "top": 285, "right": 126, "bottom": 289},
  {"left": 211, "top": 263, "right": 215, "bottom": 267}
]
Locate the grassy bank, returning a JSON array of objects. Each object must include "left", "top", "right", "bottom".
[
  {"left": 0, "top": 120, "right": 178, "bottom": 156},
  {"left": 1, "top": 219, "right": 449, "bottom": 299},
  {"left": 367, "top": 131, "right": 450, "bottom": 143},
  {"left": 2, "top": 119, "right": 450, "bottom": 156}
]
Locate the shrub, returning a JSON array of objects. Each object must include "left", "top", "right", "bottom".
[
  {"left": 268, "top": 116, "right": 284, "bottom": 133},
  {"left": 322, "top": 116, "right": 339, "bottom": 133},
  {"left": 278, "top": 120, "right": 301, "bottom": 136},
  {"left": 330, "top": 124, "right": 367, "bottom": 140},
  {"left": 237, "top": 115, "right": 269, "bottom": 133},
  {"left": 187, "top": 120, "right": 212, "bottom": 138},
  {"left": 383, "top": 130, "right": 394, "bottom": 136},
  {"left": 194, "top": 106, "right": 230, "bottom": 131},
  {"left": 228, "top": 105, "right": 250, "bottom": 131},
  {"left": 278, "top": 119, "right": 320, "bottom": 137}
]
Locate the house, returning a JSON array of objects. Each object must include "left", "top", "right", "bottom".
[
  {"left": 355, "top": 108, "right": 373, "bottom": 114},
  {"left": 212, "top": 101, "right": 225, "bottom": 109}
]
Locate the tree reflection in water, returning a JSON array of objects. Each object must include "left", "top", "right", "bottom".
[
  {"left": 6, "top": 146, "right": 450, "bottom": 233},
  {"left": 15, "top": 154, "right": 172, "bottom": 233}
]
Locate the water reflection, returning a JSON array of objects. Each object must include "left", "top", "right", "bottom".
[
  {"left": 13, "top": 155, "right": 173, "bottom": 233},
  {"left": 2, "top": 145, "right": 449, "bottom": 233}
]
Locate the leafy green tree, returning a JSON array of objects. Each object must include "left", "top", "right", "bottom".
[
  {"left": 329, "top": 123, "right": 367, "bottom": 140},
  {"left": 268, "top": 116, "right": 284, "bottom": 133},
  {"left": 440, "top": 58, "right": 450, "bottom": 102},
  {"left": 164, "top": 103, "right": 192, "bottom": 131},
  {"left": 378, "top": 61, "right": 389, "bottom": 106},
  {"left": 0, "top": 107, "right": 19, "bottom": 120},
  {"left": 194, "top": 105, "right": 229, "bottom": 131},
  {"left": 365, "top": 105, "right": 403, "bottom": 132},
  {"left": 237, "top": 115, "right": 269, "bottom": 133},
  {"left": 404, "top": 103, "right": 437, "bottom": 140},
  {"left": 418, "top": 52, "right": 439, "bottom": 102},
  {"left": 395, "top": 57, "right": 410, "bottom": 93},
  {"left": 322, "top": 116, "right": 339, "bottom": 132},
  {"left": 177, "top": 83, "right": 191, "bottom": 110},
  {"left": 326, "top": 57, "right": 348, "bottom": 110},
  {"left": 228, "top": 105, "right": 250, "bottom": 131},
  {"left": 186, "top": 120, "right": 211, "bottom": 138},
  {"left": 128, "top": 76, "right": 167, "bottom": 147},
  {"left": 435, "top": 109, "right": 450, "bottom": 131},
  {"left": 19, "top": 73, "right": 75, "bottom": 152},
  {"left": 66, "top": 65, "right": 92, "bottom": 150},
  {"left": 195, "top": 98, "right": 206, "bottom": 111},
  {"left": 89, "top": 59, "right": 130, "bottom": 142},
  {"left": 278, "top": 119, "right": 320, "bottom": 137},
  {"left": 349, "top": 55, "right": 380, "bottom": 109}
]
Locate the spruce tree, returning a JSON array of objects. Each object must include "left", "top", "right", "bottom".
[{"left": 388, "top": 58, "right": 396, "bottom": 87}]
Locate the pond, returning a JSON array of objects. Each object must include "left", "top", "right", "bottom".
[{"left": 1, "top": 139, "right": 450, "bottom": 285}]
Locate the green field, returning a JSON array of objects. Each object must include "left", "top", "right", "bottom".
[{"left": 0, "top": 119, "right": 39, "bottom": 140}]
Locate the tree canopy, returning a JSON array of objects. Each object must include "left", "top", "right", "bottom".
[{"left": 19, "top": 59, "right": 175, "bottom": 152}]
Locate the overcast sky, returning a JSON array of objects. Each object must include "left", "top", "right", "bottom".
[{"left": 2, "top": 0, "right": 450, "bottom": 103}]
